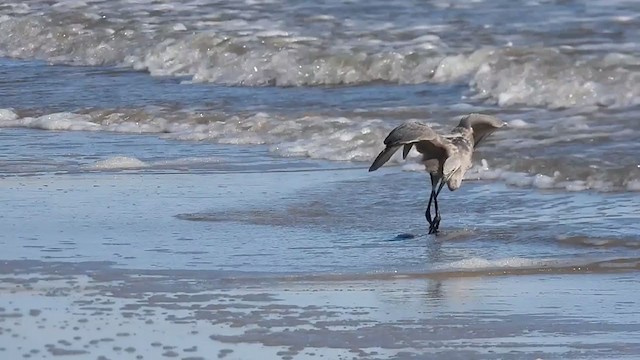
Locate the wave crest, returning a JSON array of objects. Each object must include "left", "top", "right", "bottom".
[
  {"left": 2, "top": 11, "right": 640, "bottom": 109},
  {"left": 1, "top": 108, "right": 639, "bottom": 192}
]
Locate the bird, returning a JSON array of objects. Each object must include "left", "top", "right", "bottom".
[{"left": 369, "top": 113, "right": 506, "bottom": 234}]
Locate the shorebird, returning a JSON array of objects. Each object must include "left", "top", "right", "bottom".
[{"left": 369, "top": 113, "right": 506, "bottom": 234}]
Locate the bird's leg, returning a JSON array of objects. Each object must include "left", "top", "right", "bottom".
[
  {"left": 431, "top": 197, "right": 440, "bottom": 234},
  {"left": 427, "top": 175, "right": 441, "bottom": 234},
  {"left": 430, "top": 181, "right": 447, "bottom": 234},
  {"left": 425, "top": 189, "right": 435, "bottom": 230}
]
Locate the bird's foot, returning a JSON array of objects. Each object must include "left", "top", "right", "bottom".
[{"left": 428, "top": 216, "right": 441, "bottom": 235}]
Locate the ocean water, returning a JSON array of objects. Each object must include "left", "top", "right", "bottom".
[{"left": 1, "top": 0, "right": 640, "bottom": 359}]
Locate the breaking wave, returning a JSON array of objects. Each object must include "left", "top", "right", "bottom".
[
  {"left": 1, "top": 107, "right": 639, "bottom": 192},
  {"left": 1, "top": 2, "right": 640, "bottom": 109}
]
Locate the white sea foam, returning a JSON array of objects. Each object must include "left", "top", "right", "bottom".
[
  {"left": 465, "top": 162, "right": 640, "bottom": 193},
  {"left": 625, "top": 179, "right": 640, "bottom": 192},
  {"left": 86, "top": 155, "right": 221, "bottom": 171},
  {"left": 0, "top": 108, "right": 18, "bottom": 121},
  {"left": 435, "top": 257, "right": 549, "bottom": 271},
  {"left": 532, "top": 174, "right": 556, "bottom": 189},
  {"left": 2, "top": 113, "right": 101, "bottom": 131},
  {"left": 507, "top": 119, "right": 532, "bottom": 129},
  {"left": 0, "top": 2, "right": 639, "bottom": 109},
  {"left": 1, "top": 108, "right": 638, "bottom": 192},
  {"left": 154, "top": 157, "right": 222, "bottom": 167},
  {"left": 91, "top": 156, "right": 148, "bottom": 170},
  {"left": 470, "top": 49, "right": 640, "bottom": 109}
]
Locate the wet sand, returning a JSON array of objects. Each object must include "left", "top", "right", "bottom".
[
  {"left": 1, "top": 156, "right": 640, "bottom": 359},
  {"left": 2, "top": 261, "right": 640, "bottom": 360}
]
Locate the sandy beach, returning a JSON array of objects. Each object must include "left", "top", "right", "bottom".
[{"left": 3, "top": 0, "right": 640, "bottom": 358}]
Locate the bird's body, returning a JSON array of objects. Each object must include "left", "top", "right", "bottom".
[{"left": 369, "top": 113, "right": 505, "bottom": 234}]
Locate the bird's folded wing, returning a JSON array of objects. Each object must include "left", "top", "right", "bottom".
[{"left": 369, "top": 120, "right": 443, "bottom": 172}]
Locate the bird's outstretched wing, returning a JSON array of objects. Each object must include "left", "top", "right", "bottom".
[
  {"left": 456, "top": 113, "right": 505, "bottom": 147},
  {"left": 369, "top": 120, "right": 444, "bottom": 172}
]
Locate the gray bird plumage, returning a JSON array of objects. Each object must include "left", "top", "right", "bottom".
[{"left": 369, "top": 113, "right": 506, "bottom": 234}]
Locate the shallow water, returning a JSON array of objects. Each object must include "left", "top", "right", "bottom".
[
  {"left": 1, "top": 0, "right": 640, "bottom": 358},
  {"left": 1, "top": 128, "right": 639, "bottom": 274}
]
